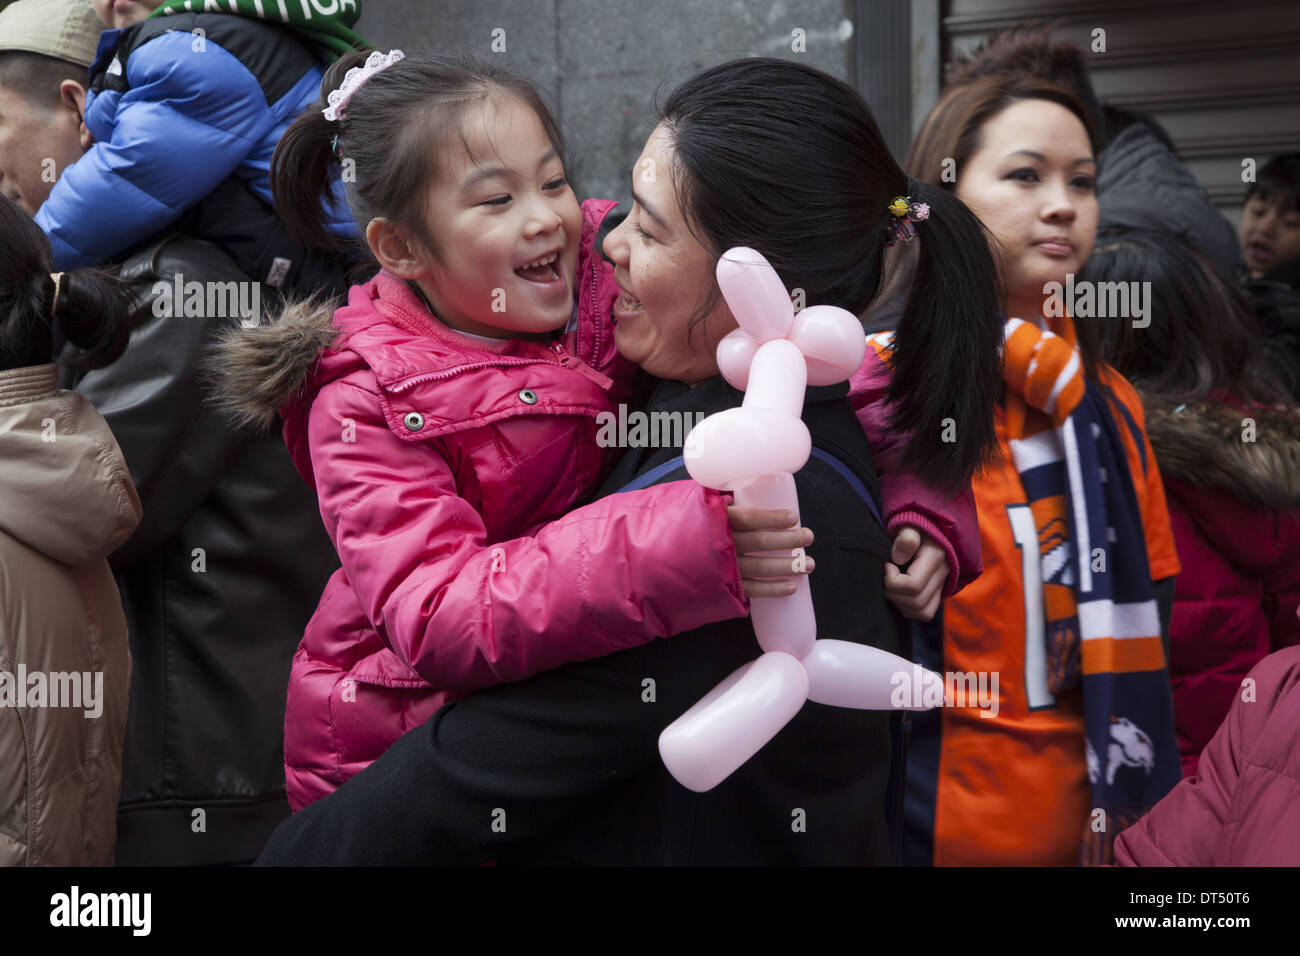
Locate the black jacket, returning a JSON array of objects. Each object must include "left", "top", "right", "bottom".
[
  {"left": 256, "top": 373, "right": 905, "bottom": 866},
  {"left": 58, "top": 235, "right": 339, "bottom": 865},
  {"left": 1097, "top": 121, "right": 1245, "bottom": 277},
  {"left": 514, "top": 375, "right": 905, "bottom": 865},
  {"left": 1244, "top": 256, "right": 1300, "bottom": 401}
]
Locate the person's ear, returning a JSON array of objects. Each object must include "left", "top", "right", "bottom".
[
  {"left": 58, "top": 80, "right": 92, "bottom": 150},
  {"left": 365, "top": 217, "right": 428, "bottom": 279}
]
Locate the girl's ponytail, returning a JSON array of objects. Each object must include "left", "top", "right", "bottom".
[
  {"left": 887, "top": 177, "right": 1004, "bottom": 494},
  {"left": 55, "top": 269, "right": 136, "bottom": 370},
  {"left": 275, "top": 50, "right": 571, "bottom": 263},
  {"left": 271, "top": 50, "right": 371, "bottom": 252},
  {"left": 0, "top": 195, "right": 134, "bottom": 373}
]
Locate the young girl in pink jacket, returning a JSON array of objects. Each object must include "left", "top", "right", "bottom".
[{"left": 224, "top": 50, "right": 985, "bottom": 811}]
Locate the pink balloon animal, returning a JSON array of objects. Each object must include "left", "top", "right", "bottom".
[{"left": 658, "top": 247, "right": 941, "bottom": 792}]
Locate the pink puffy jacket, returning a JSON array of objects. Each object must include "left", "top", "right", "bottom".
[
  {"left": 275, "top": 200, "right": 748, "bottom": 809},
  {"left": 1115, "top": 644, "right": 1300, "bottom": 866},
  {"left": 256, "top": 199, "right": 980, "bottom": 810}
]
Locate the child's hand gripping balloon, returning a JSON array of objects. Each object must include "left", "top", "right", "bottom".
[{"left": 657, "top": 248, "right": 942, "bottom": 793}]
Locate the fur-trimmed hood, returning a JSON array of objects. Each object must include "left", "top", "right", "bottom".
[
  {"left": 1143, "top": 396, "right": 1300, "bottom": 511},
  {"left": 212, "top": 294, "right": 343, "bottom": 433}
]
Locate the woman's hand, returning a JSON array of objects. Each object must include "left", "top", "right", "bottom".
[
  {"left": 727, "top": 506, "right": 815, "bottom": 599},
  {"left": 883, "top": 526, "right": 948, "bottom": 621}
]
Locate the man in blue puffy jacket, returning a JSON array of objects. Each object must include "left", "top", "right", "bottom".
[{"left": 36, "top": 0, "right": 363, "bottom": 278}]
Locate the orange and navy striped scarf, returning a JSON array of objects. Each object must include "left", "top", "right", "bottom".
[{"left": 1002, "top": 315, "right": 1180, "bottom": 865}]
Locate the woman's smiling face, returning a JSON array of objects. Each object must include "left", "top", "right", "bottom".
[{"left": 602, "top": 124, "right": 737, "bottom": 384}]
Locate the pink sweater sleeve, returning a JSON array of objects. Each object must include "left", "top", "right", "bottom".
[{"left": 848, "top": 344, "right": 982, "bottom": 597}]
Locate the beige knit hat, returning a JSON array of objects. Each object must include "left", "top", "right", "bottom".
[{"left": 0, "top": 0, "right": 104, "bottom": 69}]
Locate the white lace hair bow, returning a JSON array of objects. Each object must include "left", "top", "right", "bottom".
[{"left": 322, "top": 49, "right": 405, "bottom": 122}]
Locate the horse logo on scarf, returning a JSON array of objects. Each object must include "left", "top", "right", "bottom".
[
  {"left": 1087, "top": 716, "right": 1157, "bottom": 786},
  {"left": 1105, "top": 716, "right": 1155, "bottom": 784},
  {"left": 1037, "top": 515, "right": 1074, "bottom": 587}
]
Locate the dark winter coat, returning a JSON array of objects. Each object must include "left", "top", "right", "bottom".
[
  {"left": 1097, "top": 121, "right": 1244, "bottom": 276},
  {"left": 58, "top": 235, "right": 339, "bottom": 865}
]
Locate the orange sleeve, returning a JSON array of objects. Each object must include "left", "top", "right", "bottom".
[
  {"left": 1104, "top": 370, "right": 1181, "bottom": 582},
  {"left": 1138, "top": 436, "right": 1181, "bottom": 582}
]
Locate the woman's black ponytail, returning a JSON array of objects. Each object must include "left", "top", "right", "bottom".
[
  {"left": 887, "top": 177, "right": 1005, "bottom": 494},
  {"left": 0, "top": 195, "right": 134, "bottom": 373}
]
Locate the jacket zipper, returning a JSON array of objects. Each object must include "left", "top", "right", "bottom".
[
  {"left": 551, "top": 340, "right": 613, "bottom": 389},
  {"left": 388, "top": 357, "right": 545, "bottom": 393},
  {"left": 389, "top": 347, "right": 611, "bottom": 394},
  {"left": 555, "top": 224, "right": 613, "bottom": 389},
  {"left": 589, "top": 247, "right": 602, "bottom": 358}
]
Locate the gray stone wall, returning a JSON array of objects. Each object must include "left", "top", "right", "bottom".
[{"left": 355, "top": 0, "right": 853, "bottom": 206}]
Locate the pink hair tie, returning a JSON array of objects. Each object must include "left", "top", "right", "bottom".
[{"left": 322, "top": 49, "right": 405, "bottom": 123}]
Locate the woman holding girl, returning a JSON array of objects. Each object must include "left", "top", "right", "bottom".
[{"left": 228, "top": 53, "right": 1005, "bottom": 864}]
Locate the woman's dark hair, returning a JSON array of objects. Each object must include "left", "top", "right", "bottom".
[
  {"left": 907, "top": 73, "right": 1101, "bottom": 189},
  {"left": 659, "top": 57, "right": 1004, "bottom": 494},
  {"left": 273, "top": 49, "right": 566, "bottom": 256},
  {"left": 0, "top": 195, "right": 133, "bottom": 373},
  {"left": 1246, "top": 152, "right": 1300, "bottom": 214},
  {"left": 1076, "top": 226, "right": 1292, "bottom": 406},
  {"left": 906, "top": 73, "right": 1102, "bottom": 380},
  {"left": 941, "top": 23, "right": 1106, "bottom": 145}
]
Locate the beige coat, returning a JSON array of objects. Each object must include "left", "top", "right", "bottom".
[{"left": 0, "top": 364, "right": 141, "bottom": 865}]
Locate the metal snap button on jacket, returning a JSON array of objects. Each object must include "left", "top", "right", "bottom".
[
  {"left": 403, "top": 411, "right": 424, "bottom": 431},
  {"left": 518, "top": 389, "right": 538, "bottom": 405}
]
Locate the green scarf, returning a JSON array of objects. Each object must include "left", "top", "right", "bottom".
[{"left": 148, "top": 0, "right": 371, "bottom": 60}]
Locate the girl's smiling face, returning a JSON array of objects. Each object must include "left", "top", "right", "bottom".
[
  {"left": 602, "top": 124, "right": 736, "bottom": 383},
  {"left": 370, "top": 93, "right": 582, "bottom": 341},
  {"left": 954, "top": 98, "right": 1098, "bottom": 322}
]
